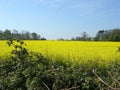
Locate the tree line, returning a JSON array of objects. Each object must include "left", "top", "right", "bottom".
[
  {"left": 0, "top": 29, "right": 46, "bottom": 40},
  {"left": 70, "top": 28, "right": 120, "bottom": 41},
  {"left": 0, "top": 28, "right": 120, "bottom": 41}
]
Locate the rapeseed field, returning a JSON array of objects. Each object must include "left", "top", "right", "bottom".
[{"left": 0, "top": 40, "right": 120, "bottom": 65}]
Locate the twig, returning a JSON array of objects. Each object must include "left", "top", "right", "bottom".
[
  {"left": 61, "top": 86, "right": 80, "bottom": 90},
  {"left": 43, "top": 83, "right": 51, "bottom": 90},
  {"left": 107, "top": 71, "right": 120, "bottom": 85},
  {"left": 92, "top": 69, "right": 115, "bottom": 90},
  {"left": 66, "top": 81, "right": 71, "bottom": 88}
]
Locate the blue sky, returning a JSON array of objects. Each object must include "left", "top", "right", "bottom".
[{"left": 0, "top": 0, "right": 120, "bottom": 39}]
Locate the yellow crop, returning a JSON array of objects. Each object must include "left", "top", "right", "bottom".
[{"left": 0, "top": 40, "right": 120, "bottom": 65}]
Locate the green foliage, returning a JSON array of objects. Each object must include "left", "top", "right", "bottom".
[
  {"left": 95, "top": 29, "right": 120, "bottom": 41},
  {"left": 0, "top": 29, "right": 45, "bottom": 40},
  {"left": 0, "top": 40, "right": 120, "bottom": 90}
]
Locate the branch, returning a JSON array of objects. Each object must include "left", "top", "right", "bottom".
[
  {"left": 92, "top": 69, "right": 115, "bottom": 90},
  {"left": 61, "top": 86, "right": 80, "bottom": 90},
  {"left": 43, "top": 83, "right": 51, "bottom": 90},
  {"left": 107, "top": 71, "right": 120, "bottom": 86}
]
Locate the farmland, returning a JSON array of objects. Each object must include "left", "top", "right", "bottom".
[{"left": 0, "top": 40, "right": 120, "bottom": 65}]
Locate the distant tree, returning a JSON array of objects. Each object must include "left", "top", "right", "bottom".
[
  {"left": 0, "top": 30, "right": 3, "bottom": 39},
  {"left": 76, "top": 36, "right": 81, "bottom": 41},
  {"left": 108, "top": 29, "right": 120, "bottom": 41},
  {"left": 0, "top": 29, "right": 44, "bottom": 40},
  {"left": 95, "top": 30, "right": 105, "bottom": 41},
  {"left": 57, "top": 38, "right": 65, "bottom": 41},
  {"left": 31, "top": 32, "right": 39, "bottom": 40},
  {"left": 95, "top": 29, "right": 120, "bottom": 41},
  {"left": 71, "top": 32, "right": 90, "bottom": 41},
  {"left": 3, "top": 29, "right": 12, "bottom": 39},
  {"left": 71, "top": 37, "right": 75, "bottom": 41},
  {"left": 24, "top": 32, "right": 30, "bottom": 40},
  {"left": 81, "top": 32, "right": 89, "bottom": 41},
  {"left": 37, "top": 35, "right": 41, "bottom": 40},
  {"left": 41, "top": 37, "right": 46, "bottom": 40},
  {"left": 12, "top": 29, "right": 19, "bottom": 39}
]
